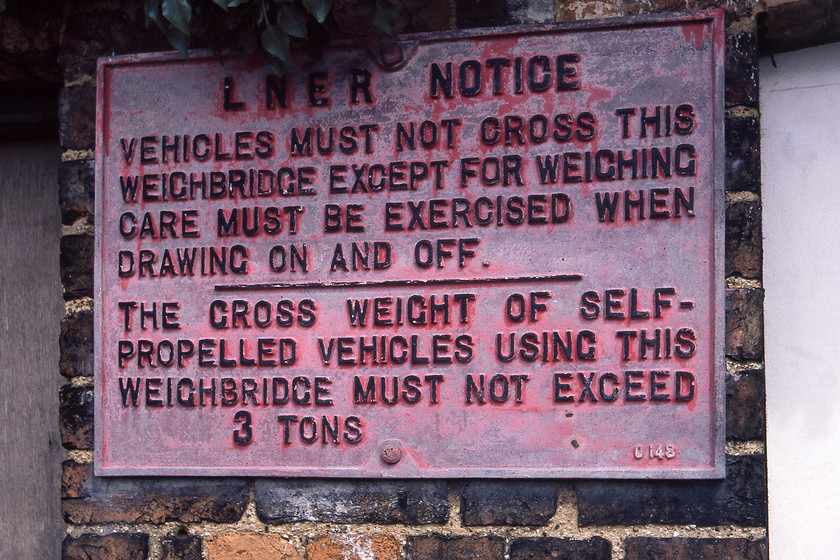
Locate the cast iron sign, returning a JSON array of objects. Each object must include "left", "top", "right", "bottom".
[{"left": 95, "top": 11, "right": 725, "bottom": 477}]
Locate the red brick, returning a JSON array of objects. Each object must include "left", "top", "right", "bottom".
[
  {"left": 62, "top": 460, "right": 92, "bottom": 499},
  {"left": 207, "top": 533, "right": 300, "bottom": 560},
  {"left": 308, "top": 534, "right": 399, "bottom": 560}
]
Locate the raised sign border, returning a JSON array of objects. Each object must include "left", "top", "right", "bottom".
[{"left": 94, "top": 10, "right": 726, "bottom": 478}]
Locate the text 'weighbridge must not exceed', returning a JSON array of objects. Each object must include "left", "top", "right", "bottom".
[{"left": 94, "top": 11, "right": 726, "bottom": 477}]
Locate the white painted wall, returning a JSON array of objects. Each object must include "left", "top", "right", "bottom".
[{"left": 761, "top": 42, "right": 840, "bottom": 559}]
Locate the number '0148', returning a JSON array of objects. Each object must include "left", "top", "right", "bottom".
[{"left": 634, "top": 444, "right": 676, "bottom": 460}]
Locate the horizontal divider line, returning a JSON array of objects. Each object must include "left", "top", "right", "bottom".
[{"left": 215, "top": 273, "right": 583, "bottom": 291}]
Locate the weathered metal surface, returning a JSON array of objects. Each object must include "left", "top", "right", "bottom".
[{"left": 95, "top": 11, "right": 726, "bottom": 477}]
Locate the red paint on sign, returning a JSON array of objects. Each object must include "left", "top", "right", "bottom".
[{"left": 95, "top": 11, "right": 726, "bottom": 478}]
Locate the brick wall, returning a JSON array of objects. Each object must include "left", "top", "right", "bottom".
[{"left": 56, "top": 0, "right": 767, "bottom": 558}]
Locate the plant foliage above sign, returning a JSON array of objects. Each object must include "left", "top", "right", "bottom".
[{"left": 143, "top": 0, "right": 400, "bottom": 73}]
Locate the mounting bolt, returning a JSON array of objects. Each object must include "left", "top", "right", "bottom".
[
  {"left": 381, "top": 444, "right": 402, "bottom": 464},
  {"left": 381, "top": 43, "right": 403, "bottom": 68},
  {"left": 370, "top": 39, "right": 417, "bottom": 72}
]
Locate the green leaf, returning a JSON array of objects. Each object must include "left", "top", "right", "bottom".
[
  {"left": 162, "top": 0, "right": 192, "bottom": 35},
  {"left": 166, "top": 27, "right": 190, "bottom": 57},
  {"left": 211, "top": 0, "right": 229, "bottom": 10},
  {"left": 372, "top": 0, "right": 398, "bottom": 35},
  {"left": 261, "top": 25, "right": 291, "bottom": 62},
  {"left": 301, "top": 0, "right": 331, "bottom": 24},
  {"left": 266, "top": 55, "right": 286, "bottom": 77},
  {"left": 144, "top": 0, "right": 164, "bottom": 29},
  {"left": 238, "top": 22, "right": 259, "bottom": 57},
  {"left": 277, "top": 4, "right": 307, "bottom": 39},
  {"left": 302, "top": 18, "right": 330, "bottom": 60}
]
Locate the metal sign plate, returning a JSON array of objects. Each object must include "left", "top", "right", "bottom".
[{"left": 95, "top": 11, "right": 725, "bottom": 477}]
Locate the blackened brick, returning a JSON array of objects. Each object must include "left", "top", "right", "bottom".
[
  {"left": 456, "top": 0, "right": 507, "bottom": 28},
  {"left": 0, "top": 6, "right": 62, "bottom": 83},
  {"left": 406, "top": 535, "right": 505, "bottom": 560},
  {"left": 58, "top": 36, "right": 106, "bottom": 83},
  {"left": 161, "top": 535, "right": 202, "bottom": 560},
  {"left": 727, "top": 369, "right": 765, "bottom": 440},
  {"left": 625, "top": 537, "right": 768, "bottom": 560},
  {"left": 577, "top": 455, "right": 767, "bottom": 526},
  {"left": 726, "top": 200, "right": 762, "bottom": 280},
  {"left": 461, "top": 480, "right": 557, "bottom": 526},
  {"left": 255, "top": 479, "right": 449, "bottom": 524},
  {"left": 726, "top": 32, "right": 758, "bottom": 107},
  {"left": 60, "top": 310, "right": 93, "bottom": 378},
  {"left": 59, "top": 384, "right": 93, "bottom": 449},
  {"left": 59, "top": 7, "right": 169, "bottom": 82},
  {"left": 63, "top": 533, "right": 149, "bottom": 560},
  {"left": 330, "top": 0, "right": 450, "bottom": 37},
  {"left": 509, "top": 537, "right": 612, "bottom": 560},
  {"left": 59, "top": 83, "right": 95, "bottom": 150},
  {"left": 726, "top": 117, "right": 760, "bottom": 192},
  {"left": 555, "top": 2, "right": 626, "bottom": 20},
  {"left": 62, "top": 461, "right": 248, "bottom": 524},
  {"left": 61, "top": 233, "right": 93, "bottom": 299},
  {"left": 758, "top": 0, "right": 840, "bottom": 55},
  {"left": 645, "top": 0, "right": 688, "bottom": 12},
  {"left": 507, "top": 0, "right": 554, "bottom": 24},
  {"left": 688, "top": 0, "right": 759, "bottom": 24},
  {"left": 59, "top": 159, "right": 95, "bottom": 225},
  {"left": 726, "top": 288, "right": 764, "bottom": 361}
]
